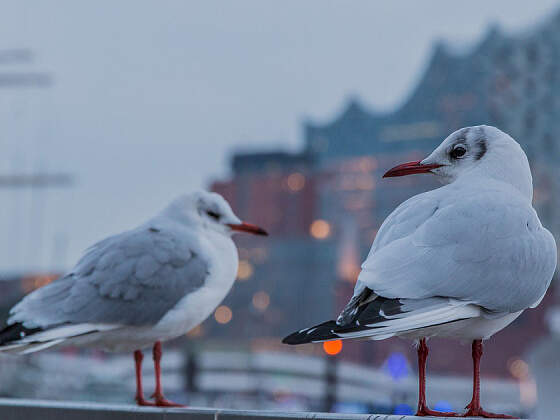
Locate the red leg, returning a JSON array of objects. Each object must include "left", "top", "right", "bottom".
[
  {"left": 415, "top": 338, "right": 459, "bottom": 417},
  {"left": 150, "top": 341, "right": 185, "bottom": 407},
  {"left": 134, "top": 350, "right": 155, "bottom": 406},
  {"left": 462, "top": 340, "right": 515, "bottom": 418}
]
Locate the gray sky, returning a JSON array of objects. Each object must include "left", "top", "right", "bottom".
[{"left": 0, "top": 0, "right": 559, "bottom": 273}]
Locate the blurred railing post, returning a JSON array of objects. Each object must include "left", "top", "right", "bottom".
[
  {"left": 323, "top": 355, "right": 337, "bottom": 412},
  {"left": 186, "top": 351, "right": 198, "bottom": 394}
]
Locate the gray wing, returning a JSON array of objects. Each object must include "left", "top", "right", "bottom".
[
  {"left": 355, "top": 188, "right": 557, "bottom": 313},
  {"left": 9, "top": 226, "right": 209, "bottom": 328}
]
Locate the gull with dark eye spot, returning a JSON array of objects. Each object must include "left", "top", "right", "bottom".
[
  {"left": 284, "top": 125, "right": 556, "bottom": 418},
  {"left": 0, "top": 191, "right": 268, "bottom": 407}
]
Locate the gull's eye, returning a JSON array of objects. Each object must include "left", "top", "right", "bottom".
[
  {"left": 206, "top": 210, "right": 220, "bottom": 220},
  {"left": 450, "top": 145, "right": 467, "bottom": 159}
]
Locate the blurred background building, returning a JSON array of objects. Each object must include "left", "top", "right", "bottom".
[{"left": 1, "top": 2, "right": 560, "bottom": 417}]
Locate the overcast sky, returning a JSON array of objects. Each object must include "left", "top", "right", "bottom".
[{"left": 0, "top": 1, "right": 559, "bottom": 273}]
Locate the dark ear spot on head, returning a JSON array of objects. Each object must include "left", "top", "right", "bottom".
[
  {"left": 475, "top": 138, "right": 487, "bottom": 160},
  {"left": 459, "top": 127, "right": 471, "bottom": 138}
]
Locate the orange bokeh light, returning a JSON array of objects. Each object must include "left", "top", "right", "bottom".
[
  {"left": 214, "top": 305, "right": 233, "bottom": 324},
  {"left": 323, "top": 339, "right": 343, "bottom": 356},
  {"left": 237, "top": 259, "right": 253, "bottom": 281},
  {"left": 310, "top": 219, "right": 331, "bottom": 240}
]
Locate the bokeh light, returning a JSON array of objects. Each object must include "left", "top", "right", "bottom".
[
  {"left": 384, "top": 352, "right": 410, "bottom": 380},
  {"left": 286, "top": 172, "right": 305, "bottom": 192},
  {"left": 323, "top": 339, "right": 343, "bottom": 355},
  {"left": 214, "top": 305, "right": 233, "bottom": 324},
  {"left": 252, "top": 291, "right": 270, "bottom": 312},
  {"left": 237, "top": 260, "right": 253, "bottom": 281},
  {"left": 310, "top": 219, "right": 331, "bottom": 240},
  {"left": 508, "top": 358, "right": 529, "bottom": 379}
]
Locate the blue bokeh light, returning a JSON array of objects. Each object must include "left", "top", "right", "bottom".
[{"left": 384, "top": 352, "right": 410, "bottom": 380}]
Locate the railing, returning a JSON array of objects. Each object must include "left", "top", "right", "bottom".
[
  {"left": 190, "top": 351, "right": 520, "bottom": 412},
  {"left": 0, "top": 350, "right": 524, "bottom": 415},
  {"left": 0, "top": 398, "right": 528, "bottom": 420}
]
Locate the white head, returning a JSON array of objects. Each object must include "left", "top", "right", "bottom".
[
  {"left": 383, "top": 125, "right": 533, "bottom": 199},
  {"left": 161, "top": 191, "right": 268, "bottom": 237}
]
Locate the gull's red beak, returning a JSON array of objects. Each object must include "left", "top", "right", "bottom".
[
  {"left": 227, "top": 222, "right": 268, "bottom": 236},
  {"left": 383, "top": 160, "right": 442, "bottom": 178}
]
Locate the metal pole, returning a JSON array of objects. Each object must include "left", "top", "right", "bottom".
[
  {"left": 324, "top": 355, "right": 337, "bottom": 412},
  {"left": 185, "top": 351, "right": 198, "bottom": 395}
]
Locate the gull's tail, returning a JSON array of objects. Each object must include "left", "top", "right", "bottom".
[
  {"left": 282, "top": 293, "right": 482, "bottom": 345},
  {"left": 0, "top": 322, "right": 116, "bottom": 354},
  {"left": 0, "top": 322, "right": 61, "bottom": 354}
]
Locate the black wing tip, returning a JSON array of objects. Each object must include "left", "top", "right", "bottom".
[
  {"left": 0, "top": 322, "right": 43, "bottom": 346},
  {"left": 282, "top": 331, "right": 314, "bottom": 345},
  {"left": 282, "top": 320, "right": 340, "bottom": 345},
  {"left": 281, "top": 334, "right": 300, "bottom": 345}
]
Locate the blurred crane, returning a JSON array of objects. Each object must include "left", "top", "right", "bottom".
[
  {"left": 0, "top": 48, "right": 73, "bottom": 272},
  {"left": 0, "top": 173, "right": 72, "bottom": 188},
  {"left": 0, "top": 48, "right": 69, "bottom": 187}
]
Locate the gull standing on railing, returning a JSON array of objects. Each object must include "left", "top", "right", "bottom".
[
  {"left": 0, "top": 191, "right": 267, "bottom": 406},
  {"left": 283, "top": 125, "right": 557, "bottom": 418}
]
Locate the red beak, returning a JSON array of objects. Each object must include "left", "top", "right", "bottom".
[
  {"left": 227, "top": 222, "right": 268, "bottom": 236},
  {"left": 383, "top": 160, "right": 442, "bottom": 178}
]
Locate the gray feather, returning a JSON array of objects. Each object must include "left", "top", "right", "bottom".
[{"left": 9, "top": 226, "right": 209, "bottom": 328}]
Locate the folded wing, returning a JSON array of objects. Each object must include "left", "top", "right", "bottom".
[
  {"left": 8, "top": 226, "right": 210, "bottom": 329},
  {"left": 355, "top": 186, "right": 556, "bottom": 314}
]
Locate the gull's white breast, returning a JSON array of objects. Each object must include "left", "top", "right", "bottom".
[{"left": 153, "top": 229, "right": 238, "bottom": 338}]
